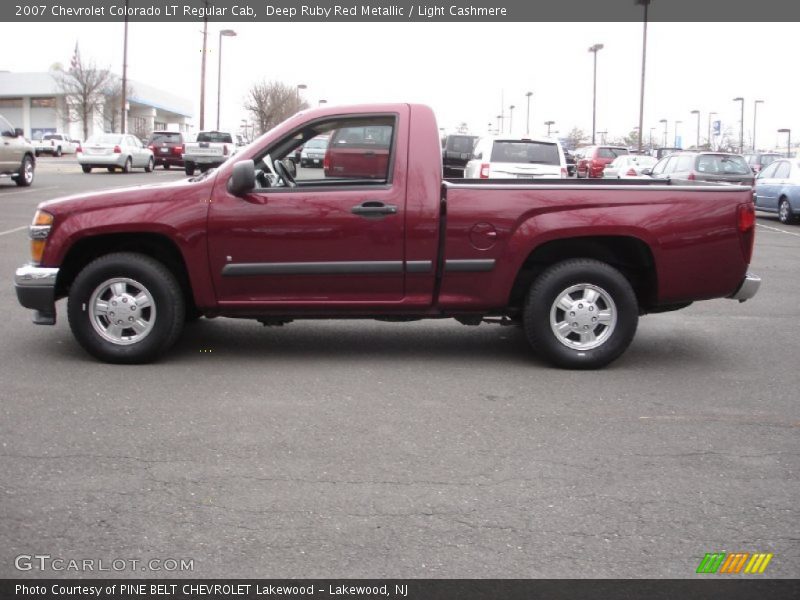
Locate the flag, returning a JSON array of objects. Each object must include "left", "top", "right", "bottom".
[{"left": 69, "top": 42, "right": 80, "bottom": 73}]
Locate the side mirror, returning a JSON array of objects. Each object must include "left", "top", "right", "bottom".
[
  {"left": 641, "top": 168, "right": 653, "bottom": 176},
  {"left": 14, "top": 128, "right": 24, "bottom": 138},
  {"left": 226, "top": 160, "right": 255, "bottom": 196}
]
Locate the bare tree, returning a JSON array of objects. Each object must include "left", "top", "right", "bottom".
[
  {"left": 53, "top": 59, "right": 116, "bottom": 141},
  {"left": 102, "top": 77, "right": 132, "bottom": 134},
  {"left": 563, "top": 127, "right": 589, "bottom": 150},
  {"left": 244, "top": 80, "right": 309, "bottom": 135}
]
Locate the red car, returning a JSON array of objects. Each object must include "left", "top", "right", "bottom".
[
  {"left": 15, "top": 103, "right": 759, "bottom": 369},
  {"left": 576, "top": 145, "right": 629, "bottom": 178},
  {"left": 146, "top": 131, "right": 185, "bottom": 170}
]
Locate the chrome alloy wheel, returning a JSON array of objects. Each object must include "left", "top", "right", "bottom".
[
  {"left": 22, "top": 159, "right": 34, "bottom": 184},
  {"left": 549, "top": 283, "right": 617, "bottom": 350},
  {"left": 88, "top": 277, "right": 156, "bottom": 345},
  {"left": 779, "top": 199, "right": 790, "bottom": 223}
]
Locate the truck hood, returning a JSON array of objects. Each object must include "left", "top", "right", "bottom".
[{"left": 37, "top": 174, "right": 213, "bottom": 217}]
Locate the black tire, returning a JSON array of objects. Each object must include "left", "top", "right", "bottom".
[
  {"left": 67, "top": 253, "right": 185, "bottom": 364},
  {"left": 145, "top": 157, "right": 154, "bottom": 173},
  {"left": 184, "top": 162, "right": 195, "bottom": 176},
  {"left": 15, "top": 155, "right": 34, "bottom": 187},
  {"left": 163, "top": 163, "right": 171, "bottom": 170},
  {"left": 106, "top": 167, "right": 115, "bottom": 173},
  {"left": 523, "top": 259, "right": 639, "bottom": 369},
  {"left": 122, "top": 157, "right": 132, "bottom": 173},
  {"left": 81, "top": 165, "right": 92, "bottom": 174},
  {"left": 199, "top": 165, "right": 209, "bottom": 173},
  {"left": 778, "top": 198, "right": 796, "bottom": 224},
  {"left": 55, "top": 146, "right": 62, "bottom": 157},
  {"left": 34, "top": 150, "right": 40, "bottom": 157}
]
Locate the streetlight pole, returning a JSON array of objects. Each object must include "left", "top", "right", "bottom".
[
  {"left": 296, "top": 83, "right": 307, "bottom": 108},
  {"left": 659, "top": 119, "right": 667, "bottom": 147},
  {"left": 649, "top": 127, "right": 655, "bottom": 150},
  {"left": 778, "top": 128, "right": 791, "bottom": 157},
  {"left": 753, "top": 100, "right": 763, "bottom": 152},
  {"left": 733, "top": 97, "right": 744, "bottom": 153},
  {"left": 598, "top": 130, "right": 608, "bottom": 145},
  {"left": 635, "top": 0, "right": 650, "bottom": 153},
  {"left": 588, "top": 43, "right": 604, "bottom": 145},
  {"left": 707, "top": 111, "right": 717, "bottom": 150},
  {"left": 690, "top": 110, "right": 700, "bottom": 149},
  {"left": 525, "top": 91, "right": 532, "bottom": 136},
  {"left": 496, "top": 115, "right": 502, "bottom": 136},
  {"left": 216, "top": 29, "right": 236, "bottom": 131},
  {"left": 509, "top": 105, "right": 515, "bottom": 135},
  {"left": 545, "top": 121, "right": 555, "bottom": 136},
  {"left": 121, "top": 0, "right": 129, "bottom": 134},
  {"left": 199, "top": 3, "right": 208, "bottom": 130},
  {"left": 674, "top": 120, "right": 682, "bottom": 147}
]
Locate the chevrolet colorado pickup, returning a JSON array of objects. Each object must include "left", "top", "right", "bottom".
[{"left": 14, "top": 104, "right": 760, "bottom": 368}]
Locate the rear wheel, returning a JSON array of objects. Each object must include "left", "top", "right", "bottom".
[
  {"left": 163, "top": 163, "right": 171, "bottom": 170},
  {"left": 184, "top": 161, "right": 195, "bottom": 176},
  {"left": 15, "top": 155, "right": 34, "bottom": 187},
  {"left": 106, "top": 167, "right": 115, "bottom": 173},
  {"left": 778, "top": 198, "right": 796, "bottom": 224},
  {"left": 523, "top": 259, "right": 639, "bottom": 369},
  {"left": 55, "top": 146, "right": 62, "bottom": 157},
  {"left": 145, "top": 157, "right": 154, "bottom": 172},
  {"left": 67, "top": 253, "right": 185, "bottom": 364},
  {"left": 122, "top": 157, "right": 132, "bottom": 173},
  {"left": 82, "top": 165, "right": 92, "bottom": 174}
]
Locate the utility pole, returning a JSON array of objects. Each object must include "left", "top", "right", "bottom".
[
  {"left": 121, "top": 0, "right": 129, "bottom": 133},
  {"left": 753, "top": 100, "right": 763, "bottom": 152},
  {"left": 635, "top": 0, "right": 651, "bottom": 153},
  {"left": 588, "top": 43, "right": 604, "bottom": 145},
  {"left": 199, "top": 6, "right": 208, "bottom": 130},
  {"left": 525, "top": 91, "right": 532, "bottom": 136},
  {"left": 733, "top": 97, "right": 744, "bottom": 153}
]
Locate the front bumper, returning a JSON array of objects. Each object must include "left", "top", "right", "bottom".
[
  {"left": 15, "top": 265, "right": 59, "bottom": 324},
  {"left": 729, "top": 273, "right": 761, "bottom": 302}
]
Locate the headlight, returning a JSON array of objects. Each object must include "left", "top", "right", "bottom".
[{"left": 29, "top": 209, "right": 53, "bottom": 264}]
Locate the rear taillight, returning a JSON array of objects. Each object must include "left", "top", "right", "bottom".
[
  {"left": 223, "top": 144, "right": 229, "bottom": 156},
  {"left": 479, "top": 163, "right": 490, "bottom": 179},
  {"left": 560, "top": 167, "right": 567, "bottom": 178},
  {"left": 626, "top": 168, "right": 637, "bottom": 176},
  {"left": 738, "top": 202, "right": 756, "bottom": 264},
  {"left": 323, "top": 151, "right": 331, "bottom": 171},
  {"left": 173, "top": 145, "right": 183, "bottom": 154},
  {"left": 113, "top": 145, "right": 121, "bottom": 153},
  {"left": 148, "top": 144, "right": 154, "bottom": 151},
  {"left": 75, "top": 145, "right": 82, "bottom": 153},
  {"left": 687, "top": 172, "right": 696, "bottom": 181}
]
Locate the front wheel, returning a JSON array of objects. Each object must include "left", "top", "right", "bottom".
[
  {"left": 67, "top": 253, "right": 185, "bottom": 364},
  {"left": 55, "top": 146, "right": 62, "bottom": 157},
  {"left": 523, "top": 259, "right": 639, "bottom": 369},
  {"left": 145, "top": 157, "right": 154, "bottom": 172},
  {"left": 15, "top": 155, "right": 34, "bottom": 187},
  {"left": 778, "top": 198, "right": 796, "bottom": 224}
]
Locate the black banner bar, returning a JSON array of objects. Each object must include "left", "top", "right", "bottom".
[
  {"left": 3, "top": 579, "right": 800, "bottom": 600},
  {"left": 1, "top": 0, "right": 798, "bottom": 22}
]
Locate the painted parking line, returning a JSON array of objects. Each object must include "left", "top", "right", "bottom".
[
  {"left": 0, "top": 185, "right": 58, "bottom": 197},
  {"left": 0, "top": 225, "right": 28, "bottom": 237},
  {"left": 757, "top": 223, "right": 800, "bottom": 238}
]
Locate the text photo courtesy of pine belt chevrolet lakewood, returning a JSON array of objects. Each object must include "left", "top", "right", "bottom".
[{"left": 14, "top": 104, "right": 760, "bottom": 369}]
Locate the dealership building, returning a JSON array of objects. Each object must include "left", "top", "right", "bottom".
[{"left": 0, "top": 71, "right": 193, "bottom": 140}]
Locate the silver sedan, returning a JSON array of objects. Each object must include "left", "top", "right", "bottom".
[{"left": 77, "top": 133, "right": 154, "bottom": 174}]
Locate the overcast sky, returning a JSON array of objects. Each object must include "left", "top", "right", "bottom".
[{"left": 1, "top": 21, "right": 798, "bottom": 148}]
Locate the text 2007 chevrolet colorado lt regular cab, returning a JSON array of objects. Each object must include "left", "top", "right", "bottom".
[{"left": 14, "top": 104, "right": 760, "bottom": 368}]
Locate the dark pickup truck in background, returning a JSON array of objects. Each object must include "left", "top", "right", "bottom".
[
  {"left": 442, "top": 134, "right": 478, "bottom": 177},
  {"left": 15, "top": 103, "right": 759, "bottom": 369}
]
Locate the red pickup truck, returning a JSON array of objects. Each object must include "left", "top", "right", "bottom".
[{"left": 14, "top": 103, "right": 760, "bottom": 369}]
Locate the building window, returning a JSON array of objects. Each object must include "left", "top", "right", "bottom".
[
  {"left": 0, "top": 98, "right": 23, "bottom": 108},
  {"left": 31, "top": 97, "right": 56, "bottom": 108}
]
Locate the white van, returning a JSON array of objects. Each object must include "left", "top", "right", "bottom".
[{"left": 464, "top": 136, "right": 567, "bottom": 179}]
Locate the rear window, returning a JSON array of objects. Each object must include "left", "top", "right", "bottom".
[
  {"left": 490, "top": 140, "right": 560, "bottom": 165},
  {"left": 695, "top": 154, "right": 750, "bottom": 175},
  {"left": 597, "top": 147, "right": 628, "bottom": 159},
  {"left": 305, "top": 137, "right": 329, "bottom": 149},
  {"left": 446, "top": 135, "right": 477, "bottom": 153},
  {"left": 197, "top": 131, "right": 233, "bottom": 143},
  {"left": 149, "top": 132, "right": 182, "bottom": 144},
  {"left": 87, "top": 134, "right": 122, "bottom": 145},
  {"left": 43, "top": 134, "right": 60, "bottom": 141},
  {"left": 759, "top": 154, "right": 781, "bottom": 167}
]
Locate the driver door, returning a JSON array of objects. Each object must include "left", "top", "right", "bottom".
[{"left": 207, "top": 111, "right": 409, "bottom": 309}]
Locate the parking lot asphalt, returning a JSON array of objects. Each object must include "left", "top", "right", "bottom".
[{"left": 1, "top": 160, "right": 798, "bottom": 578}]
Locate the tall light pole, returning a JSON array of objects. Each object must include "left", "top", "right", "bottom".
[
  {"left": 525, "top": 91, "right": 532, "bottom": 136},
  {"left": 121, "top": 0, "right": 129, "bottom": 134},
  {"left": 508, "top": 105, "right": 515, "bottom": 135},
  {"left": 674, "top": 120, "right": 682, "bottom": 147},
  {"left": 707, "top": 111, "right": 717, "bottom": 150},
  {"left": 216, "top": 29, "right": 236, "bottom": 130},
  {"left": 545, "top": 120, "right": 555, "bottom": 136},
  {"left": 598, "top": 130, "right": 608, "bottom": 145},
  {"left": 778, "top": 128, "right": 791, "bottom": 157},
  {"left": 635, "top": 0, "right": 651, "bottom": 153},
  {"left": 497, "top": 114, "right": 503, "bottom": 135},
  {"left": 733, "top": 97, "right": 744, "bottom": 153},
  {"left": 588, "top": 43, "right": 604, "bottom": 145},
  {"left": 690, "top": 110, "right": 700, "bottom": 149},
  {"left": 753, "top": 100, "right": 763, "bottom": 152},
  {"left": 199, "top": 2, "right": 209, "bottom": 130},
  {"left": 649, "top": 127, "right": 655, "bottom": 150},
  {"left": 659, "top": 119, "right": 668, "bottom": 147}
]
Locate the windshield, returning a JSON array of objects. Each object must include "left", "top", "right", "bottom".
[
  {"left": 197, "top": 131, "right": 233, "bottom": 143},
  {"left": 87, "top": 134, "right": 122, "bottom": 145},
  {"left": 490, "top": 140, "right": 560, "bottom": 165},
  {"left": 695, "top": 154, "right": 750, "bottom": 175},
  {"left": 305, "top": 137, "right": 329, "bottom": 149}
]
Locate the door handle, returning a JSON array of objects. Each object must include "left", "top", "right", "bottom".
[{"left": 351, "top": 201, "right": 397, "bottom": 217}]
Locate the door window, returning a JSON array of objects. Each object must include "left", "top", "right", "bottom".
[
  {"left": 758, "top": 162, "right": 779, "bottom": 179},
  {"left": 774, "top": 162, "right": 791, "bottom": 179},
  {"left": 0, "top": 116, "right": 15, "bottom": 137}
]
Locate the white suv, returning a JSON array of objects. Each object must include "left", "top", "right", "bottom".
[{"left": 464, "top": 136, "right": 567, "bottom": 179}]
